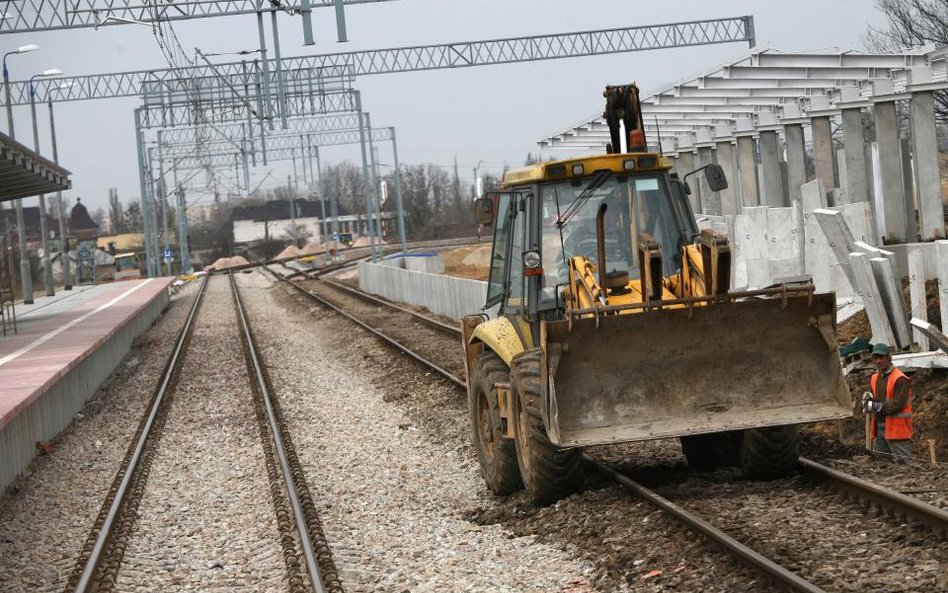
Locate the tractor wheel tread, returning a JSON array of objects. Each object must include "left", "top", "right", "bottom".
[
  {"left": 740, "top": 425, "right": 799, "bottom": 479},
  {"left": 511, "top": 349, "right": 583, "bottom": 505},
  {"left": 470, "top": 351, "right": 522, "bottom": 495}
]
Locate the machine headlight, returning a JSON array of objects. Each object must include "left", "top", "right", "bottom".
[
  {"left": 523, "top": 251, "right": 541, "bottom": 269},
  {"left": 571, "top": 164, "right": 585, "bottom": 176},
  {"left": 623, "top": 159, "right": 636, "bottom": 171}
]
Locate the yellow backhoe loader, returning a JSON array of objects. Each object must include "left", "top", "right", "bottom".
[{"left": 461, "top": 84, "right": 851, "bottom": 505}]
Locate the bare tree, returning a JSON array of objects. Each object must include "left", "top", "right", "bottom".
[
  {"left": 125, "top": 201, "right": 143, "bottom": 232},
  {"left": 107, "top": 188, "right": 125, "bottom": 234},
  {"left": 867, "top": 0, "right": 948, "bottom": 120}
]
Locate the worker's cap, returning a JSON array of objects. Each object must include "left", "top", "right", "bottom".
[{"left": 870, "top": 343, "right": 891, "bottom": 357}]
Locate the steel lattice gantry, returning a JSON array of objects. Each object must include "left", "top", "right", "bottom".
[
  {"left": 156, "top": 124, "right": 392, "bottom": 169},
  {"left": 3, "top": 17, "right": 756, "bottom": 105},
  {"left": 539, "top": 45, "right": 948, "bottom": 244},
  {"left": 0, "top": 0, "right": 397, "bottom": 33}
]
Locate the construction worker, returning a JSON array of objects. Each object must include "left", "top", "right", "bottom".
[{"left": 862, "top": 343, "right": 913, "bottom": 463}]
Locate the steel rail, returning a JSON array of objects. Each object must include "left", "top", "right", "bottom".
[
  {"left": 799, "top": 457, "right": 948, "bottom": 533},
  {"left": 263, "top": 262, "right": 944, "bottom": 589},
  {"left": 72, "top": 275, "right": 209, "bottom": 593},
  {"left": 586, "top": 457, "right": 829, "bottom": 593},
  {"left": 229, "top": 272, "right": 328, "bottom": 593},
  {"left": 264, "top": 266, "right": 465, "bottom": 388},
  {"left": 319, "top": 277, "right": 461, "bottom": 335}
]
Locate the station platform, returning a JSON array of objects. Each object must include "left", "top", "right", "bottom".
[{"left": 0, "top": 278, "right": 173, "bottom": 492}]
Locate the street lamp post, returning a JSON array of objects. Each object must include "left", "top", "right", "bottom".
[
  {"left": 47, "top": 81, "right": 73, "bottom": 289},
  {"left": 4, "top": 44, "right": 40, "bottom": 303},
  {"left": 30, "top": 68, "right": 63, "bottom": 297}
]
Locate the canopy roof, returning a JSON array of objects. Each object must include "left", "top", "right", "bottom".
[
  {"left": 0, "top": 131, "right": 71, "bottom": 202},
  {"left": 539, "top": 45, "right": 948, "bottom": 153}
]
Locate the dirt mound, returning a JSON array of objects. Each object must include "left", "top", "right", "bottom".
[
  {"left": 350, "top": 236, "right": 386, "bottom": 248},
  {"left": 275, "top": 245, "right": 303, "bottom": 260},
  {"left": 205, "top": 255, "right": 250, "bottom": 271},
  {"left": 442, "top": 244, "right": 491, "bottom": 281},
  {"left": 300, "top": 241, "right": 329, "bottom": 255}
]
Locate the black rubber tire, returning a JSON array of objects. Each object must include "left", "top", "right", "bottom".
[
  {"left": 680, "top": 431, "right": 741, "bottom": 470},
  {"left": 469, "top": 351, "right": 522, "bottom": 495},
  {"left": 740, "top": 425, "right": 800, "bottom": 479},
  {"left": 511, "top": 349, "right": 583, "bottom": 505}
]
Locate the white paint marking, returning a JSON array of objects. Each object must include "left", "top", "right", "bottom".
[{"left": 0, "top": 280, "right": 153, "bottom": 368}]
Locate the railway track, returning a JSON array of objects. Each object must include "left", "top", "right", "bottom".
[
  {"left": 64, "top": 274, "right": 341, "bottom": 593},
  {"left": 267, "top": 267, "right": 948, "bottom": 593}
]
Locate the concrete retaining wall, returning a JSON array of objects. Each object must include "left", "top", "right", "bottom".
[
  {"left": 358, "top": 261, "right": 492, "bottom": 321},
  {"left": 0, "top": 291, "right": 170, "bottom": 492}
]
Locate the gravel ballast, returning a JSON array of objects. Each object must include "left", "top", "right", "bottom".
[
  {"left": 0, "top": 282, "right": 199, "bottom": 592},
  {"left": 237, "top": 271, "right": 601, "bottom": 592},
  {"left": 113, "top": 275, "right": 287, "bottom": 591}
]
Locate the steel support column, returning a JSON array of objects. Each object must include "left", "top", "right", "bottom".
[{"left": 389, "top": 127, "right": 407, "bottom": 254}]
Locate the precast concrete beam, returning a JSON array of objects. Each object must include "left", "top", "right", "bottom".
[
  {"left": 758, "top": 130, "right": 784, "bottom": 207},
  {"left": 736, "top": 135, "right": 759, "bottom": 207},
  {"left": 870, "top": 256, "right": 912, "bottom": 349},
  {"left": 910, "top": 91, "right": 945, "bottom": 240},
  {"left": 938, "top": 240, "right": 948, "bottom": 333},
  {"left": 840, "top": 107, "right": 870, "bottom": 205},
  {"left": 784, "top": 123, "right": 807, "bottom": 205},
  {"left": 908, "top": 246, "right": 929, "bottom": 350},
  {"left": 814, "top": 208, "right": 859, "bottom": 290},
  {"left": 715, "top": 140, "right": 738, "bottom": 214},
  {"left": 850, "top": 252, "right": 898, "bottom": 346},
  {"left": 811, "top": 116, "right": 835, "bottom": 195}
]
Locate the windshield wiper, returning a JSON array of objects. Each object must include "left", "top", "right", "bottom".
[{"left": 555, "top": 169, "right": 611, "bottom": 229}]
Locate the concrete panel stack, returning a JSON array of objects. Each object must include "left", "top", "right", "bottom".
[
  {"left": 358, "top": 261, "right": 493, "bottom": 321},
  {"left": 767, "top": 206, "right": 804, "bottom": 281},
  {"left": 814, "top": 208, "right": 859, "bottom": 293},
  {"left": 908, "top": 247, "right": 930, "bottom": 351},
  {"left": 801, "top": 180, "right": 832, "bottom": 293},
  {"left": 937, "top": 241, "right": 948, "bottom": 334}
]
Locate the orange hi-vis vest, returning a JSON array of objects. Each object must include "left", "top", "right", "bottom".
[{"left": 870, "top": 367, "right": 913, "bottom": 440}]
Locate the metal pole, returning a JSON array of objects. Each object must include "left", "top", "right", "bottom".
[
  {"left": 390, "top": 127, "right": 407, "bottom": 255},
  {"left": 300, "top": 0, "right": 315, "bottom": 45},
  {"left": 289, "top": 174, "right": 298, "bottom": 248},
  {"left": 270, "top": 10, "right": 289, "bottom": 129},
  {"left": 365, "top": 113, "right": 382, "bottom": 253},
  {"left": 242, "top": 62, "right": 256, "bottom": 165},
  {"left": 135, "top": 108, "right": 156, "bottom": 278},
  {"left": 173, "top": 167, "right": 191, "bottom": 273},
  {"left": 313, "top": 145, "right": 329, "bottom": 259},
  {"left": 328, "top": 164, "right": 340, "bottom": 256},
  {"left": 6, "top": 59, "right": 31, "bottom": 302},
  {"left": 3, "top": 58, "right": 15, "bottom": 138},
  {"left": 334, "top": 0, "right": 348, "bottom": 42},
  {"left": 48, "top": 94, "right": 71, "bottom": 289},
  {"left": 354, "top": 91, "right": 378, "bottom": 261},
  {"left": 157, "top": 143, "right": 171, "bottom": 276},
  {"left": 255, "top": 4, "right": 274, "bottom": 131},
  {"left": 30, "top": 80, "right": 54, "bottom": 296},
  {"left": 242, "top": 138, "right": 251, "bottom": 191}
]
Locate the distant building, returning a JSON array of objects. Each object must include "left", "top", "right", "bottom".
[
  {"left": 69, "top": 198, "right": 99, "bottom": 240},
  {"left": 230, "top": 199, "right": 393, "bottom": 245}
]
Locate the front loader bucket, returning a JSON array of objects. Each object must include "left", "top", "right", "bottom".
[{"left": 543, "top": 293, "right": 851, "bottom": 447}]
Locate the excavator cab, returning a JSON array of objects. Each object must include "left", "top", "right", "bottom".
[{"left": 462, "top": 85, "right": 852, "bottom": 506}]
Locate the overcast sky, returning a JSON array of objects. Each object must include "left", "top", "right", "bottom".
[{"left": 2, "top": 0, "right": 888, "bottom": 213}]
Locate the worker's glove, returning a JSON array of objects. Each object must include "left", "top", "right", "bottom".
[
  {"left": 863, "top": 400, "right": 883, "bottom": 414},
  {"left": 861, "top": 391, "right": 873, "bottom": 405}
]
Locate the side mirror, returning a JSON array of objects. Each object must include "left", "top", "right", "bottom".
[
  {"left": 474, "top": 196, "right": 494, "bottom": 225},
  {"left": 705, "top": 164, "right": 728, "bottom": 192}
]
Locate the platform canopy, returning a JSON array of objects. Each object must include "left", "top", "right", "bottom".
[
  {"left": 0, "top": 131, "right": 70, "bottom": 202},
  {"left": 538, "top": 45, "right": 948, "bottom": 153}
]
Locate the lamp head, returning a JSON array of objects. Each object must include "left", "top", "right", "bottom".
[
  {"left": 41, "top": 68, "right": 62, "bottom": 76},
  {"left": 16, "top": 44, "right": 39, "bottom": 54}
]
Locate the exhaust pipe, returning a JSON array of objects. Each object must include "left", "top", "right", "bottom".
[{"left": 596, "top": 203, "right": 608, "bottom": 292}]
